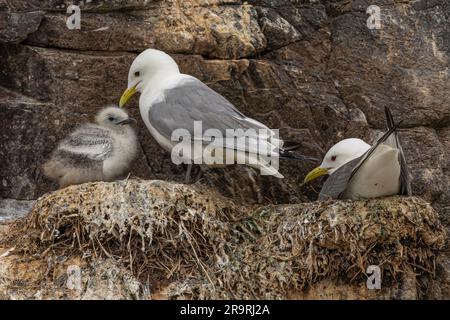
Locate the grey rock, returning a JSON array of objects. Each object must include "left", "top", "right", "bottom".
[
  {"left": 256, "top": 7, "right": 302, "bottom": 52},
  {"left": 0, "top": 198, "right": 35, "bottom": 222}
]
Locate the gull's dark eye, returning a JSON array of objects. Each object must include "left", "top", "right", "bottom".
[
  {"left": 108, "top": 117, "right": 115, "bottom": 122},
  {"left": 134, "top": 71, "right": 140, "bottom": 77},
  {"left": 331, "top": 155, "right": 337, "bottom": 161}
]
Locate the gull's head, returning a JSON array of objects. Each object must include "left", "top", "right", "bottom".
[
  {"left": 303, "top": 138, "right": 371, "bottom": 184},
  {"left": 119, "top": 49, "right": 180, "bottom": 107},
  {"left": 96, "top": 106, "right": 136, "bottom": 128}
]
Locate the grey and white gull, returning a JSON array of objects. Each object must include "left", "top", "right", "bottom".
[
  {"left": 303, "top": 107, "right": 412, "bottom": 200},
  {"left": 119, "top": 48, "right": 315, "bottom": 181}
]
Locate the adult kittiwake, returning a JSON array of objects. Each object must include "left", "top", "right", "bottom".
[
  {"left": 119, "top": 48, "right": 315, "bottom": 180},
  {"left": 43, "top": 106, "right": 138, "bottom": 188},
  {"left": 303, "top": 107, "right": 412, "bottom": 200}
]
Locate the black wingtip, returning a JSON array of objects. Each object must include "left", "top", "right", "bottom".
[
  {"left": 378, "top": 119, "right": 403, "bottom": 144},
  {"left": 281, "top": 141, "right": 302, "bottom": 152},
  {"left": 280, "top": 149, "right": 318, "bottom": 163},
  {"left": 384, "top": 106, "right": 395, "bottom": 129}
]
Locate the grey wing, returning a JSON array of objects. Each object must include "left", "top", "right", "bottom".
[
  {"left": 384, "top": 107, "right": 412, "bottom": 196},
  {"left": 318, "top": 157, "right": 361, "bottom": 200},
  {"left": 58, "top": 125, "right": 113, "bottom": 161},
  {"left": 148, "top": 79, "right": 280, "bottom": 152}
]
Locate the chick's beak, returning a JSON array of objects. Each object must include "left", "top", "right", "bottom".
[
  {"left": 303, "top": 167, "right": 329, "bottom": 184},
  {"left": 117, "top": 118, "right": 137, "bottom": 125},
  {"left": 119, "top": 85, "right": 137, "bottom": 107}
]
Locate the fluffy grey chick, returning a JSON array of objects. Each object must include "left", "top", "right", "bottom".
[{"left": 43, "top": 106, "right": 138, "bottom": 188}]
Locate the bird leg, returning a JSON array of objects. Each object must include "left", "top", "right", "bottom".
[
  {"left": 185, "top": 164, "right": 193, "bottom": 184},
  {"left": 245, "top": 167, "right": 263, "bottom": 204},
  {"left": 122, "top": 172, "right": 132, "bottom": 185},
  {"left": 194, "top": 166, "right": 205, "bottom": 183}
]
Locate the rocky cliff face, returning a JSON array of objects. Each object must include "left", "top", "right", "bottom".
[{"left": 0, "top": 0, "right": 449, "bottom": 298}]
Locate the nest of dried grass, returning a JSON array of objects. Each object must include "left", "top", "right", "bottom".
[
  {"left": 186, "top": 197, "right": 446, "bottom": 299},
  {"left": 6, "top": 180, "right": 244, "bottom": 288},
  {"left": 2, "top": 179, "right": 447, "bottom": 299}
]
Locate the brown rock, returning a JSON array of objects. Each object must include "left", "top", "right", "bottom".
[
  {"left": 5, "top": 0, "right": 158, "bottom": 12},
  {"left": 255, "top": 7, "right": 301, "bottom": 52},
  {"left": 25, "top": 1, "right": 266, "bottom": 59},
  {"left": 400, "top": 127, "right": 446, "bottom": 205},
  {"left": 328, "top": 3, "right": 450, "bottom": 128},
  {"left": 0, "top": 11, "right": 44, "bottom": 43},
  {"left": 0, "top": 87, "right": 60, "bottom": 199},
  {"left": 26, "top": 12, "right": 159, "bottom": 51}
]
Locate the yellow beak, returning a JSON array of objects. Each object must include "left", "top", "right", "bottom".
[
  {"left": 303, "top": 167, "right": 329, "bottom": 184},
  {"left": 119, "top": 86, "right": 137, "bottom": 107}
]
